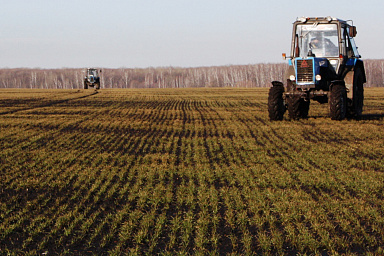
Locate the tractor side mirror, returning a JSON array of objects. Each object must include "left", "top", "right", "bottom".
[{"left": 349, "top": 26, "right": 357, "bottom": 37}]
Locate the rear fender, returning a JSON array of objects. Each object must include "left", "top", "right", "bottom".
[
  {"left": 344, "top": 60, "right": 365, "bottom": 99},
  {"left": 345, "top": 72, "right": 354, "bottom": 99},
  {"left": 355, "top": 60, "right": 366, "bottom": 83}
]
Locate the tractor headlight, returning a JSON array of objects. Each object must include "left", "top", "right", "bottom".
[
  {"left": 330, "top": 60, "right": 338, "bottom": 65},
  {"left": 289, "top": 75, "right": 296, "bottom": 81},
  {"left": 315, "top": 75, "right": 322, "bottom": 81}
]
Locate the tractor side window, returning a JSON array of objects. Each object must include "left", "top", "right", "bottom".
[
  {"left": 344, "top": 27, "right": 361, "bottom": 58},
  {"left": 345, "top": 28, "right": 354, "bottom": 58},
  {"left": 348, "top": 30, "right": 361, "bottom": 58}
]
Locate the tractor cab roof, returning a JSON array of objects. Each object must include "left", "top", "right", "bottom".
[{"left": 294, "top": 16, "right": 352, "bottom": 26}]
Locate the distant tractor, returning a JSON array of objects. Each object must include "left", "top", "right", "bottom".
[
  {"left": 268, "top": 17, "right": 366, "bottom": 120},
  {"left": 84, "top": 68, "right": 101, "bottom": 89}
]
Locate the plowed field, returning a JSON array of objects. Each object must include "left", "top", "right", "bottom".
[{"left": 1, "top": 88, "right": 384, "bottom": 255}]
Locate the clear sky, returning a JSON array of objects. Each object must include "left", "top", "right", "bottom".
[{"left": 1, "top": 0, "right": 383, "bottom": 68}]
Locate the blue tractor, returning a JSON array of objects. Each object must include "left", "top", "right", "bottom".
[
  {"left": 268, "top": 17, "right": 366, "bottom": 120},
  {"left": 84, "top": 68, "right": 101, "bottom": 90}
]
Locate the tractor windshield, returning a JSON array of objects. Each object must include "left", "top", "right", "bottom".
[
  {"left": 295, "top": 23, "right": 339, "bottom": 58},
  {"left": 88, "top": 69, "right": 98, "bottom": 77}
]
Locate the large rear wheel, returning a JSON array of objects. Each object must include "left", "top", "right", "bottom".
[
  {"left": 329, "top": 83, "right": 347, "bottom": 120},
  {"left": 352, "top": 69, "right": 364, "bottom": 118},
  {"left": 268, "top": 83, "right": 285, "bottom": 121}
]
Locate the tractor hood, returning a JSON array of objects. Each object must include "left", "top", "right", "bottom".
[{"left": 291, "top": 57, "right": 332, "bottom": 88}]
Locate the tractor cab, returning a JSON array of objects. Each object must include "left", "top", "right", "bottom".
[
  {"left": 285, "top": 17, "right": 363, "bottom": 89},
  {"left": 86, "top": 68, "right": 99, "bottom": 83}
]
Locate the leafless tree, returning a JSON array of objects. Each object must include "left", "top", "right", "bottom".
[{"left": 0, "top": 60, "right": 383, "bottom": 89}]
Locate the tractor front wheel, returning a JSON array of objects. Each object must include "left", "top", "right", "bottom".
[
  {"left": 268, "top": 83, "right": 285, "bottom": 121},
  {"left": 287, "top": 96, "right": 310, "bottom": 120},
  {"left": 329, "top": 83, "right": 347, "bottom": 120}
]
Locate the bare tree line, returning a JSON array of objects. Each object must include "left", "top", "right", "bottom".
[
  {"left": 363, "top": 59, "right": 384, "bottom": 87},
  {"left": 0, "top": 60, "right": 383, "bottom": 89}
]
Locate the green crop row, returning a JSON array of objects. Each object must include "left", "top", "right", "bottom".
[{"left": 1, "top": 88, "right": 384, "bottom": 255}]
